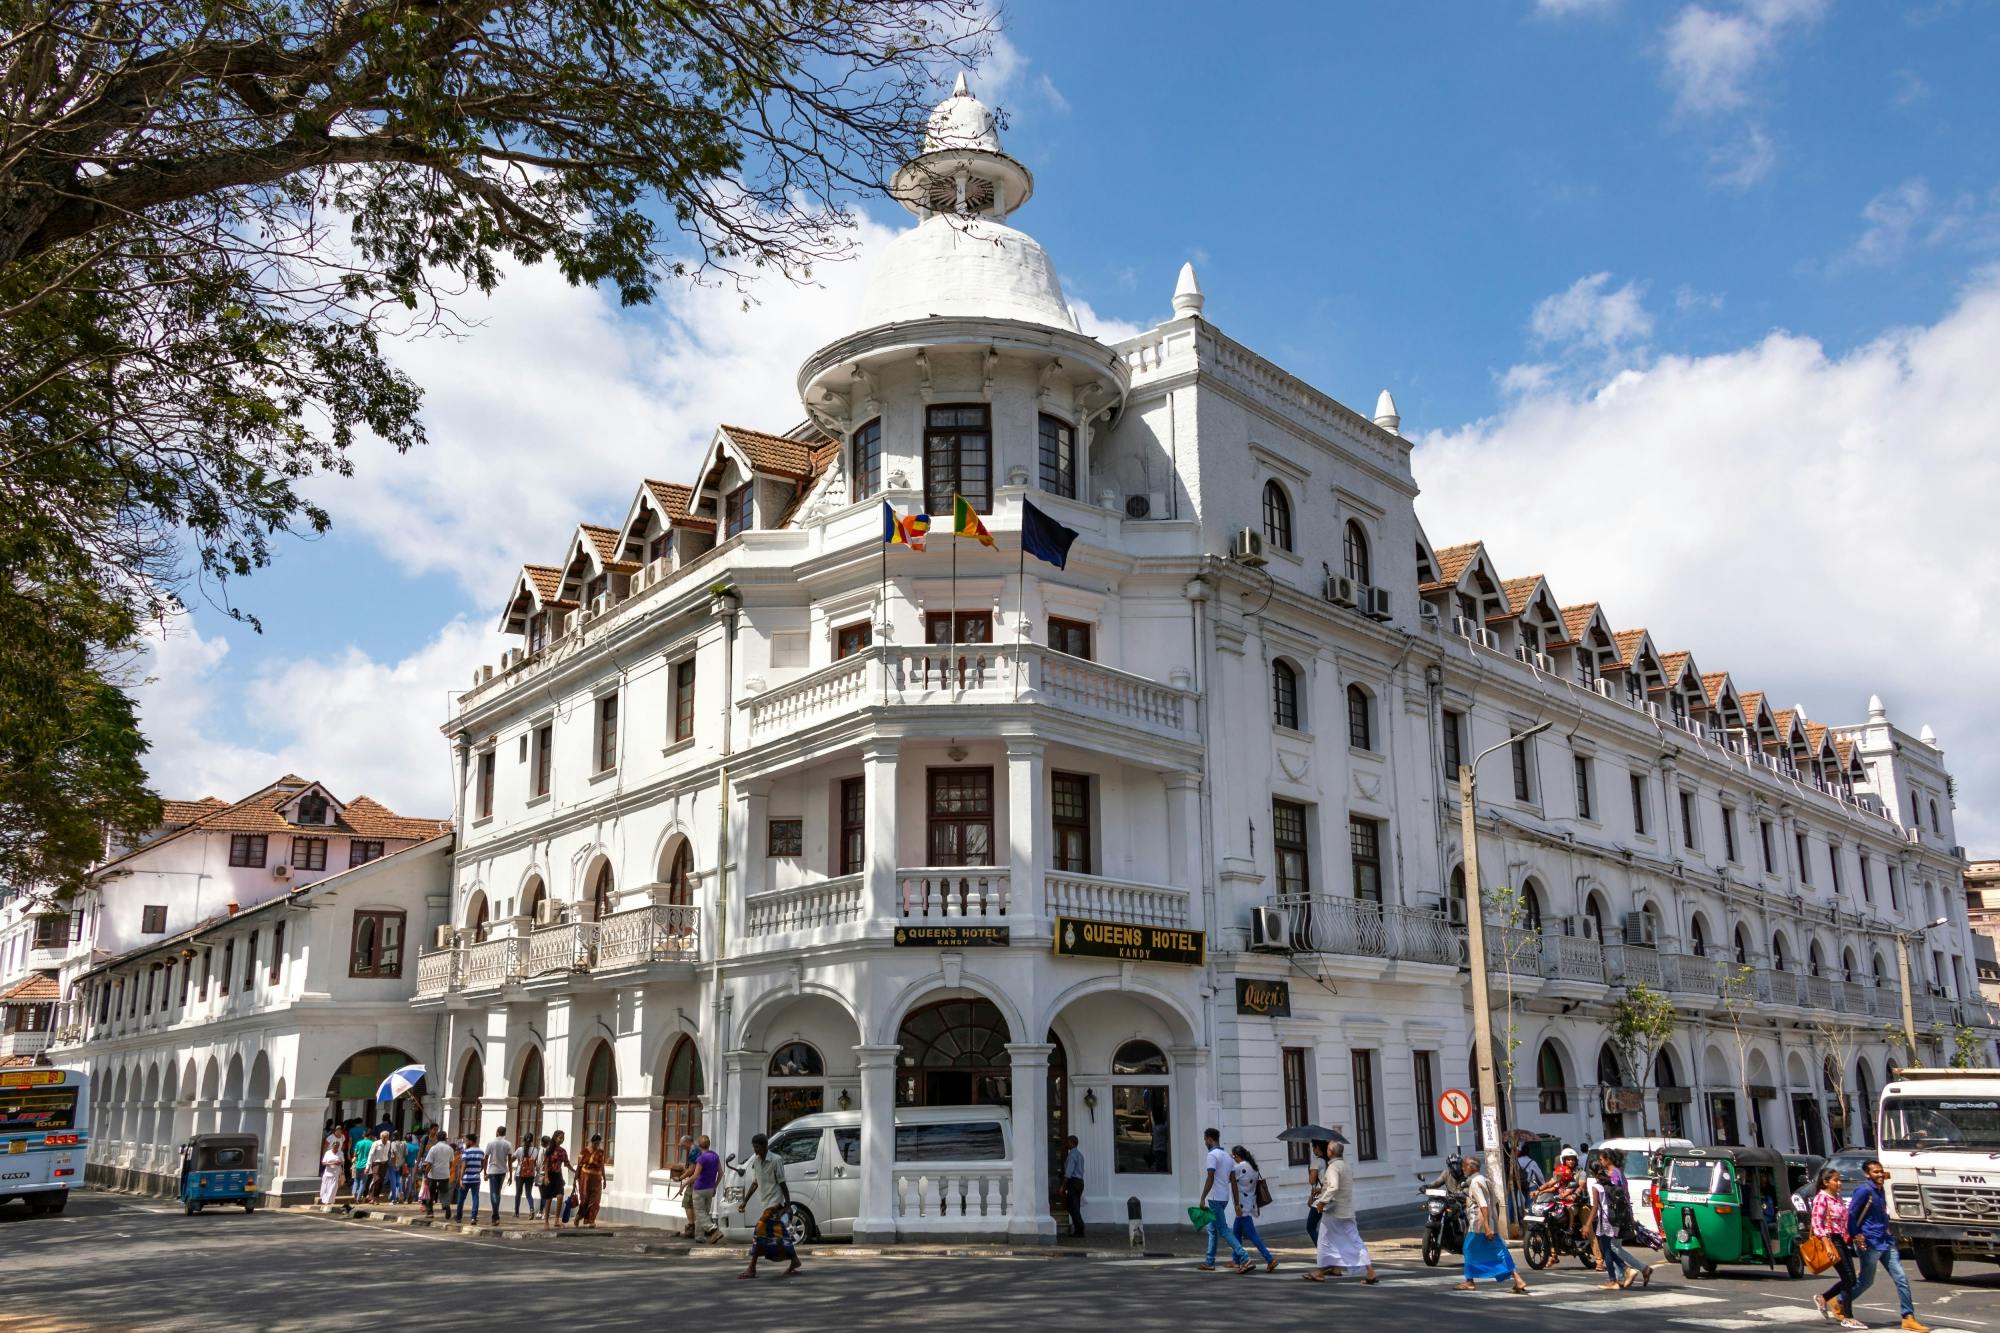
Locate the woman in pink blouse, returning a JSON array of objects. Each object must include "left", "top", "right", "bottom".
[{"left": 1810, "top": 1165, "right": 1865, "bottom": 1330}]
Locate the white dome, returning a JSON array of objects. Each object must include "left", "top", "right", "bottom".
[
  {"left": 925, "top": 74, "right": 1001, "bottom": 153},
  {"left": 855, "top": 214, "right": 1078, "bottom": 331}
]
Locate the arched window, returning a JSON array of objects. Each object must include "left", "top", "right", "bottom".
[
  {"left": 1655, "top": 1047, "right": 1687, "bottom": 1137},
  {"left": 1598, "top": 1045, "right": 1627, "bottom": 1136},
  {"left": 1448, "top": 865, "right": 1467, "bottom": 921},
  {"left": 1038, "top": 414, "right": 1076, "bottom": 499},
  {"left": 1520, "top": 880, "right": 1544, "bottom": 933},
  {"left": 1690, "top": 915, "right": 1708, "bottom": 958},
  {"left": 297, "top": 791, "right": 328, "bottom": 825},
  {"left": 850, "top": 418, "right": 881, "bottom": 502},
  {"left": 1343, "top": 520, "right": 1371, "bottom": 585},
  {"left": 1854, "top": 1061, "right": 1875, "bottom": 1148},
  {"left": 769, "top": 1042, "right": 824, "bottom": 1077},
  {"left": 659, "top": 1036, "right": 703, "bottom": 1169},
  {"left": 1873, "top": 952, "right": 1887, "bottom": 985},
  {"left": 896, "top": 997, "right": 1012, "bottom": 1107},
  {"left": 513, "top": 1050, "right": 544, "bottom": 1146},
  {"left": 456, "top": 1051, "right": 484, "bottom": 1139},
  {"left": 663, "top": 842, "right": 695, "bottom": 909},
  {"left": 521, "top": 875, "right": 547, "bottom": 923},
  {"left": 1261, "top": 481, "right": 1293, "bottom": 551},
  {"left": 1111, "top": 1040, "right": 1171, "bottom": 1174},
  {"left": 1771, "top": 933, "right": 1787, "bottom": 972},
  {"left": 1584, "top": 893, "right": 1606, "bottom": 944},
  {"left": 1930, "top": 799, "right": 1941, "bottom": 834},
  {"left": 1271, "top": 659, "right": 1300, "bottom": 731},
  {"left": 581, "top": 1042, "right": 617, "bottom": 1159},
  {"left": 467, "top": 892, "right": 490, "bottom": 943},
  {"left": 591, "top": 861, "right": 616, "bottom": 921},
  {"left": 1346, "top": 684, "right": 1372, "bottom": 750},
  {"left": 1735, "top": 926, "right": 1751, "bottom": 966},
  {"left": 1808, "top": 942, "right": 1824, "bottom": 978},
  {"left": 1537, "top": 1041, "right": 1568, "bottom": 1113}
]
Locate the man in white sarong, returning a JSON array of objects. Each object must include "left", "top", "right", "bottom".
[{"left": 1304, "top": 1142, "right": 1378, "bottom": 1283}]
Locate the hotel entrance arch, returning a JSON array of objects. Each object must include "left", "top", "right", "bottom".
[{"left": 895, "top": 998, "right": 1012, "bottom": 1106}]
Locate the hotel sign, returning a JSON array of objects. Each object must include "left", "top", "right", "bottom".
[
  {"left": 894, "top": 924, "right": 1011, "bottom": 948},
  {"left": 1054, "top": 917, "right": 1206, "bottom": 967},
  {"left": 1235, "top": 979, "right": 1292, "bottom": 1017}
]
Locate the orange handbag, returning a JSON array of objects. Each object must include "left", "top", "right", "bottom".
[{"left": 1799, "top": 1232, "right": 1838, "bottom": 1274}]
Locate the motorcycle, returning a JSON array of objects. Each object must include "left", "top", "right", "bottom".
[
  {"left": 1419, "top": 1186, "right": 1467, "bottom": 1267},
  {"left": 1522, "top": 1194, "right": 1599, "bottom": 1271}
]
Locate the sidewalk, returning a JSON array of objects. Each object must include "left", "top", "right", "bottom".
[{"left": 297, "top": 1198, "right": 1426, "bottom": 1263}]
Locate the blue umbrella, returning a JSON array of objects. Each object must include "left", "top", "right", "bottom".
[{"left": 375, "top": 1064, "right": 427, "bottom": 1103}]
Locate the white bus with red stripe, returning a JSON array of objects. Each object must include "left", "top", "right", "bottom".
[{"left": 0, "top": 1068, "right": 87, "bottom": 1214}]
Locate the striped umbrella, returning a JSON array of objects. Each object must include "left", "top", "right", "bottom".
[{"left": 375, "top": 1064, "right": 427, "bottom": 1103}]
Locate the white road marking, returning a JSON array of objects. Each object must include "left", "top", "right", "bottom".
[{"left": 1561, "top": 1291, "right": 1725, "bottom": 1314}]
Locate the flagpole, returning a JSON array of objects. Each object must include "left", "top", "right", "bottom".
[
  {"left": 880, "top": 510, "right": 889, "bottom": 705},
  {"left": 1014, "top": 520, "right": 1026, "bottom": 701},
  {"left": 950, "top": 496, "right": 959, "bottom": 654}
]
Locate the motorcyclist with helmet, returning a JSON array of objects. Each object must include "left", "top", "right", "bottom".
[{"left": 1534, "top": 1147, "right": 1592, "bottom": 1263}]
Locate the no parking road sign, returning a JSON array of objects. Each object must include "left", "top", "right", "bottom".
[{"left": 1438, "top": 1088, "right": 1473, "bottom": 1126}]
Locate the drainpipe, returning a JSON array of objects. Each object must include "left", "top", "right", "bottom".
[
  {"left": 709, "top": 587, "right": 741, "bottom": 1149},
  {"left": 1185, "top": 567, "right": 1217, "bottom": 1097}
]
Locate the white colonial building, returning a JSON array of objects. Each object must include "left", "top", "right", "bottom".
[{"left": 402, "top": 77, "right": 1993, "bottom": 1239}]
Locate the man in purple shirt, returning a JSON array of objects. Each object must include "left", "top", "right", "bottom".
[{"left": 691, "top": 1135, "right": 723, "bottom": 1242}]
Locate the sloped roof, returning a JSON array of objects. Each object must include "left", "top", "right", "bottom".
[
  {"left": 93, "top": 779, "right": 447, "bottom": 875},
  {"left": 1424, "top": 542, "right": 1482, "bottom": 592},
  {"left": 1701, "top": 672, "right": 1732, "bottom": 707},
  {"left": 1557, "top": 603, "right": 1602, "bottom": 647},
  {"left": 643, "top": 480, "right": 696, "bottom": 522},
  {"left": 720, "top": 425, "right": 834, "bottom": 480},
  {"left": 523, "top": 565, "right": 562, "bottom": 601},
  {"left": 1612, "top": 629, "right": 1650, "bottom": 667},
  {"left": 1660, "top": 651, "right": 1694, "bottom": 687},
  {"left": 161, "top": 797, "right": 228, "bottom": 825},
  {"left": 0, "top": 974, "right": 58, "bottom": 1003}
]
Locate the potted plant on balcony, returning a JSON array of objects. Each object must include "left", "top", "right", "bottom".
[{"left": 708, "top": 582, "right": 739, "bottom": 617}]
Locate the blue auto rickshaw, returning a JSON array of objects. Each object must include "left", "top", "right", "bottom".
[{"left": 180, "top": 1133, "right": 260, "bottom": 1214}]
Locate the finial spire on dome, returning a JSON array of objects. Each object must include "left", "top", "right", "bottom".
[
  {"left": 1868, "top": 693, "right": 1887, "bottom": 720},
  {"left": 889, "top": 73, "right": 1029, "bottom": 219},
  {"left": 952, "top": 70, "right": 971, "bottom": 97},
  {"left": 1373, "top": 389, "right": 1401, "bottom": 435},
  {"left": 1920, "top": 723, "right": 1938, "bottom": 747},
  {"left": 1172, "top": 262, "right": 1204, "bottom": 318}
]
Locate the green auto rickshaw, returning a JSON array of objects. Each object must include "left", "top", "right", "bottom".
[{"left": 1658, "top": 1145, "right": 1803, "bottom": 1280}]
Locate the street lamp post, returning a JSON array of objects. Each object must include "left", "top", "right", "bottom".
[
  {"left": 1459, "top": 720, "right": 1551, "bottom": 1238},
  {"left": 1894, "top": 915, "right": 1951, "bottom": 1065}
]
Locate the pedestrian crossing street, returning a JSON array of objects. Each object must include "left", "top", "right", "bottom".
[{"left": 1125, "top": 1259, "right": 1981, "bottom": 1333}]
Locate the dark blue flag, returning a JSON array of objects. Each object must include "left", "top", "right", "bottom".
[{"left": 1020, "top": 499, "right": 1078, "bottom": 569}]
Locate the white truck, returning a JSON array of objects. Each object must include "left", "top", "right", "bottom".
[{"left": 1878, "top": 1067, "right": 2000, "bottom": 1282}]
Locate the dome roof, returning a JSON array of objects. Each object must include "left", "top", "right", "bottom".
[
  {"left": 924, "top": 72, "right": 1001, "bottom": 153},
  {"left": 855, "top": 214, "right": 1078, "bottom": 332}
]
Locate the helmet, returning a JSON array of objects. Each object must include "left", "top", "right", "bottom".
[{"left": 1559, "top": 1147, "right": 1580, "bottom": 1162}]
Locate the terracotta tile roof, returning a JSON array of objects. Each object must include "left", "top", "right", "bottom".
[
  {"left": 1739, "top": 690, "right": 1768, "bottom": 722},
  {"left": 643, "top": 480, "right": 696, "bottom": 522},
  {"left": 342, "top": 796, "right": 454, "bottom": 842},
  {"left": 1427, "top": 542, "right": 1481, "bottom": 590},
  {"left": 720, "top": 425, "right": 834, "bottom": 480},
  {"left": 1660, "top": 651, "right": 1693, "bottom": 686},
  {"left": 0, "top": 974, "right": 58, "bottom": 1003},
  {"left": 1701, "top": 672, "right": 1731, "bottom": 707},
  {"left": 1559, "top": 604, "right": 1601, "bottom": 644},
  {"left": 1612, "top": 629, "right": 1649, "bottom": 667},
  {"left": 0, "top": 1054, "right": 36, "bottom": 1069},
  {"left": 1805, "top": 721, "right": 1834, "bottom": 754},
  {"left": 520, "top": 564, "right": 562, "bottom": 603},
  {"left": 161, "top": 797, "right": 227, "bottom": 825},
  {"left": 95, "top": 779, "right": 447, "bottom": 873}
]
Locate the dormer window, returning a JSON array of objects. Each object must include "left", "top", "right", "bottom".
[
  {"left": 297, "top": 791, "right": 328, "bottom": 825},
  {"left": 1521, "top": 623, "right": 1541, "bottom": 652},
  {"left": 1577, "top": 654, "right": 1597, "bottom": 687},
  {"left": 724, "top": 484, "right": 753, "bottom": 539},
  {"left": 527, "top": 613, "right": 548, "bottom": 655}
]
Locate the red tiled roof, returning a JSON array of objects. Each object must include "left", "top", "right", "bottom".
[
  {"left": 644, "top": 480, "right": 696, "bottom": 522},
  {"left": 0, "top": 974, "right": 58, "bottom": 1003},
  {"left": 1559, "top": 604, "right": 1601, "bottom": 644},
  {"left": 1700, "top": 672, "right": 1731, "bottom": 707},
  {"left": 1612, "top": 629, "right": 1650, "bottom": 667},
  {"left": 523, "top": 565, "right": 562, "bottom": 602},
  {"left": 1660, "top": 651, "right": 1693, "bottom": 686},
  {"left": 1421, "top": 542, "right": 1481, "bottom": 593},
  {"left": 720, "top": 425, "right": 834, "bottom": 480},
  {"left": 95, "top": 779, "right": 447, "bottom": 874},
  {"left": 161, "top": 797, "right": 227, "bottom": 825},
  {"left": 1739, "top": 690, "right": 1768, "bottom": 723}
]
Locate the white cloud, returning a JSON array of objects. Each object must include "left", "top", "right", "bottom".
[
  {"left": 1847, "top": 178, "right": 1934, "bottom": 267},
  {"left": 1662, "top": 0, "right": 1825, "bottom": 113},
  {"left": 1070, "top": 294, "right": 1145, "bottom": 344},
  {"left": 1674, "top": 283, "right": 1727, "bottom": 313},
  {"left": 1416, "top": 266, "right": 2000, "bottom": 851},
  {"left": 134, "top": 617, "right": 499, "bottom": 816},
  {"left": 1531, "top": 273, "right": 1654, "bottom": 352},
  {"left": 1708, "top": 125, "right": 1777, "bottom": 188},
  {"left": 1534, "top": 0, "right": 1618, "bottom": 15}
]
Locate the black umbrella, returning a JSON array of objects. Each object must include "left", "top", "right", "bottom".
[{"left": 1277, "top": 1124, "right": 1349, "bottom": 1145}]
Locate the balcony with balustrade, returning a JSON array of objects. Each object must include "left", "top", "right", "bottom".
[{"left": 414, "top": 904, "right": 701, "bottom": 1004}]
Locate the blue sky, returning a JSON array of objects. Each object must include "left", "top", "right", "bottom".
[{"left": 140, "top": 0, "right": 2000, "bottom": 847}]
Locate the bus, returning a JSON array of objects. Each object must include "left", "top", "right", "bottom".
[{"left": 0, "top": 1067, "right": 87, "bottom": 1215}]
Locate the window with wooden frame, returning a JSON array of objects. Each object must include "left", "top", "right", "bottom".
[
  {"left": 835, "top": 621, "right": 873, "bottom": 659},
  {"left": 1047, "top": 616, "right": 1092, "bottom": 660},
  {"left": 1722, "top": 806, "right": 1739, "bottom": 862},
  {"left": 228, "top": 833, "right": 268, "bottom": 868},
  {"left": 269, "top": 922, "right": 285, "bottom": 983},
  {"left": 349, "top": 909, "right": 406, "bottom": 979},
  {"left": 1760, "top": 819, "right": 1775, "bottom": 873},
  {"left": 348, "top": 840, "right": 384, "bottom": 867},
  {"left": 926, "top": 768, "right": 995, "bottom": 867},
  {"left": 724, "top": 483, "right": 753, "bottom": 538},
  {"left": 924, "top": 403, "right": 991, "bottom": 516},
  {"left": 1574, "top": 755, "right": 1594, "bottom": 820},
  {"left": 1441, "top": 709, "right": 1464, "bottom": 778},
  {"left": 924, "top": 611, "right": 992, "bottom": 645},
  {"left": 839, "top": 777, "right": 866, "bottom": 876},
  {"left": 582, "top": 1042, "right": 618, "bottom": 1159},
  {"left": 1680, "top": 790, "right": 1699, "bottom": 849},
  {"left": 292, "top": 836, "right": 327, "bottom": 871},
  {"left": 1349, "top": 815, "right": 1382, "bottom": 903},
  {"left": 1262, "top": 480, "right": 1293, "bottom": 551},
  {"left": 591, "top": 861, "right": 616, "bottom": 920},
  {"left": 1351, "top": 1048, "right": 1380, "bottom": 1161},
  {"left": 672, "top": 660, "right": 697, "bottom": 742},
  {"left": 1038, "top": 414, "right": 1076, "bottom": 499},
  {"left": 476, "top": 749, "right": 495, "bottom": 818},
  {"left": 1346, "top": 684, "right": 1372, "bottom": 750},
  {"left": 596, "top": 693, "right": 619, "bottom": 771},
  {"left": 1511, "top": 737, "right": 1533, "bottom": 802},
  {"left": 1413, "top": 1050, "right": 1440, "bottom": 1157},
  {"left": 1271, "top": 659, "right": 1300, "bottom": 731},
  {"left": 1796, "top": 829, "right": 1812, "bottom": 884},
  {"left": 1051, "top": 772, "right": 1091, "bottom": 874},
  {"left": 532, "top": 723, "right": 553, "bottom": 798},
  {"left": 244, "top": 930, "right": 257, "bottom": 989},
  {"left": 1630, "top": 774, "right": 1649, "bottom": 835},
  {"left": 850, "top": 418, "right": 882, "bottom": 502},
  {"left": 1282, "top": 1048, "right": 1313, "bottom": 1165},
  {"left": 1272, "top": 800, "right": 1310, "bottom": 898},
  {"left": 220, "top": 938, "right": 233, "bottom": 994},
  {"left": 141, "top": 905, "right": 167, "bottom": 934},
  {"left": 1343, "top": 520, "right": 1372, "bottom": 585}
]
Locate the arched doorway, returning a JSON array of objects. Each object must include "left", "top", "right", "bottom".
[
  {"left": 513, "top": 1049, "right": 545, "bottom": 1147},
  {"left": 1537, "top": 1040, "right": 1569, "bottom": 1115},
  {"left": 661, "top": 840, "right": 695, "bottom": 908},
  {"left": 896, "top": 997, "right": 1011, "bottom": 1106},
  {"left": 1854, "top": 1060, "right": 1875, "bottom": 1148},
  {"left": 1111, "top": 1040, "right": 1171, "bottom": 1174},
  {"left": 580, "top": 1041, "right": 617, "bottom": 1159},
  {"left": 590, "top": 862, "right": 616, "bottom": 921},
  {"left": 327, "top": 1047, "right": 419, "bottom": 1136},
  {"left": 1046, "top": 1030, "right": 1068, "bottom": 1210},
  {"left": 658, "top": 1036, "right": 702, "bottom": 1170},
  {"left": 1654, "top": 1047, "right": 1687, "bottom": 1138},
  {"left": 466, "top": 891, "right": 491, "bottom": 942},
  {"left": 767, "top": 1041, "right": 825, "bottom": 1133},
  {"left": 456, "top": 1051, "right": 485, "bottom": 1140},
  {"left": 521, "top": 875, "right": 547, "bottom": 923},
  {"left": 1597, "top": 1045, "right": 1627, "bottom": 1138}
]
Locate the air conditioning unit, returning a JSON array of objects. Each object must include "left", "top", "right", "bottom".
[
  {"left": 479, "top": 664, "right": 495, "bottom": 684},
  {"left": 1363, "top": 587, "right": 1393, "bottom": 621},
  {"left": 1562, "top": 913, "right": 1597, "bottom": 939},
  {"left": 1451, "top": 615, "right": 1480, "bottom": 640},
  {"left": 270, "top": 864, "right": 291, "bottom": 881},
  {"left": 533, "top": 898, "right": 562, "bottom": 926},
  {"left": 587, "top": 593, "right": 609, "bottom": 619},
  {"left": 1593, "top": 678, "right": 1616, "bottom": 700},
  {"left": 1445, "top": 896, "right": 1467, "bottom": 926},
  {"left": 1249, "top": 906, "right": 1291, "bottom": 952},
  {"left": 629, "top": 567, "right": 651, "bottom": 595},
  {"left": 1532, "top": 651, "right": 1556, "bottom": 673},
  {"left": 501, "top": 648, "right": 522, "bottom": 670},
  {"left": 1640, "top": 700, "right": 1663, "bottom": 721},
  {"left": 433, "top": 924, "right": 456, "bottom": 950},
  {"left": 1324, "top": 573, "right": 1357, "bottom": 607},
  {"left": 1231, "top": 527, "right": 1267, "bottom": 567},
  {"left": 1419, "top": 602, "right": 1441, "bottom": 626},
  {"left": 1623, "top": 910, "right": 1658, "bottom": 948}
]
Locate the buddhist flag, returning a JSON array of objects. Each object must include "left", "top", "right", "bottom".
[
  {"left": 953, "top": 494, "right": 995, "bottom": 547},
  {"left": 883, "top": 501, "right": 929, "bottom": 550},
  {"left": 1020, "top": 499, "right": 1079, "bottom": 569}
]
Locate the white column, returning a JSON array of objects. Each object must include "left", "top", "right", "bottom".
[
  {"left": 1163, "top": 770, "right": 1201, "bottom": 894},
  {"left": 863, "top": 740, "right": 900, "bottom": 927},
  {"left": 853, "top": 1044, "right": 901, "bottom": 1242},
  {"left": 738, "top": 780, "right": 771, "bottom": 913},
  {"left": 725, "top": 1048, "right": 767, "bottom": 1154},
  {"left": 1006, "top": 1042, "right": 1055, "bottom": 1243},
  {"left": 1006, "top": 740, "right": 1047, "bottom": 921}
]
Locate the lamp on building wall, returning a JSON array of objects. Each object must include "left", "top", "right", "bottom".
[
  {"left": 837, "top": 1088, "right": 851, "bottom": 1111},
  {"left": 1083, "top": 1088, "right": 1097, "bottom": 1122}
]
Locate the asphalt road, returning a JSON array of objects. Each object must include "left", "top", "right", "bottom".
[{"left": 8, "top": 1191, "right": 2000, "bottom": 1332}]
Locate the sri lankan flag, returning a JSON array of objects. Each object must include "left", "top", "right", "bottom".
[
  {"left": 953, "top": 494, "right": 995, "bottom": 547},
  {"left": 882, "top": 500, "right": 929, "bottom": 550}
]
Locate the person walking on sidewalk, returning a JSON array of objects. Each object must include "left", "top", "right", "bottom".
[
  {"left": 1584, "top": 1162, "right": 1630, "bottom": 1290},
  {"left": 1304, "top": 1142, "right": 1326, "bottom": 1243},
  {"left": 740, "top": 1133, "right": 786, "bottom": 1227},
  {"left": 1811, "top": 1165, "right": 1867, "bottom": 1330},
  {"left": 1061, "top": 1136, "right": 1086, "bottom": 1239},
  {"left": 691, "top": 1135, "right": 724, "bottom": 1242},
  {"left": 513, "top": 1136, "right": 539, "bottom": 1217},
  {"left": 574, "top": 1134, "right": 607, "bottom": 1227},
  {"left": 482, "top": 1126, "right": 513, "bottom": 1225},
  {"left": 538, "top": 1131, "right": 569, "bottom": 1230},
  {"left": 1230, "top": 1146, "right": 1278, "bottom": 1272},
  {"left": 674, "top": 1134, "right": 699, "bottom": 1238},
  {"left": 1305, "top": 1141, "right": 1376, "bottom": 1283},
  {"left": 1457, "top": 1157, "right": 1531, "bottom": 1295},
  {"left": 1194, "top": 1127, "right": 1251, "bottom": 1272},
  {"left": 318, "top": 1144, "right": 342, "bottom": 1205},
  {"left": 740, "top": 1205, "right": 802, "bottom": 1279},
  {"left": 454, "top": 1133, "right": 486, "bottom": 1223},
  {"left": 421, "top": 1130, "right": 455, "bottom": 1218},
  {"left": 1848, "top": 1161, "right": 1930, "bottom": 1332}
]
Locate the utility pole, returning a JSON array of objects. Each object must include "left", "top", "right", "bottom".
[
  {"left": 1460, "top": 720, "right": 1550, "bottom": 1239},
  {"left": 1895, "top": 916, "right": 1949, "bottom": 1065}
]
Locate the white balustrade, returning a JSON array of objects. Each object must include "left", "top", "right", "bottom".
[
  {"left": 524, "top": 922, "right": 597, "bottom": 976},
  {"left": 415, "top": 948, "right": 459, "bottom": 998},
  {"left": 898, "top": 868, "right": 1010, "bottom": 918},
  {"left": 1032, "top": 650, "right": 1190, "bottom": 736},
  {"left": 596, "top": 904, "right": 700, "bottom": 968},
  {"left": 743, "top": 876, "right": 864, "bottom": 937},
  {"left": 891, "top": 1166, "right": 1013, "bottom": 1231},
  {"left": 1544, "top": 933, "right": 1607, "bottom": 984},
  {"left": 1045, "top": 873, "right": 1189, "bottom": 928},
  {"left": 746, "top": 653, "right": 873, "bottom": 740},
  {"left": 460, "top": 937, "right": 523, "bottom": 989}
]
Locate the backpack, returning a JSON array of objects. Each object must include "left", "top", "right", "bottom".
[{"left": 1606, "top": 1179, "right": 1634, "bottom": 1231}]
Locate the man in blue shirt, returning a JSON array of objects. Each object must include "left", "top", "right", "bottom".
[
  {"left": 454, "top": 1134, "right": 487, "bottom": 1224},
  {"left": 1847, "top": 1161, "right": 1929, "bottom": 1332}
]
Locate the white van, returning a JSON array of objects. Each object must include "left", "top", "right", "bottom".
[
  {"left": 1592, "top": 1135, "right": 1693, "bottom": 1228},
  {"left": 745, "top": 1104, "right": 1014, "bottom": 1240}
]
